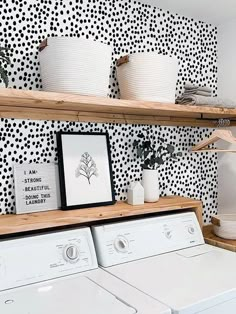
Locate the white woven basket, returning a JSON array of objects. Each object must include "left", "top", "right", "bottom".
[
  {"left": 212, "top": 214, "right": 236, "bottom": 240},
  {"left": 117, "top": 53, "right": 178, "bottom": 103},
  {"left": 39, "top": 37, "right": 112, "bottom": 97}
]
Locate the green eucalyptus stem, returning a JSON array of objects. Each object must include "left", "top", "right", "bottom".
[
  {"left": 0, "top": 46, "right": 11, "bottom": 87},
  {"left": 133, "top": 131, "right": 182, "bottom": 170}
]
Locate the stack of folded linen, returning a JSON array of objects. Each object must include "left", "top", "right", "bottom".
[
  {"left": 176, "top": 84, "right": 236, "bottom": 108},
  {"left": 183, "top": 84, "right": 212, "bottom": 97}
]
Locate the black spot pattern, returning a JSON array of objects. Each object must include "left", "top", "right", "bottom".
[
  {"left": 0, "top": 0, "right": 218, "bottom": 223},
  {"left": 0, "top": 0, "right": 217, "bottom": 96},
  {"left": 0, "top": 119, "right": 217, "bottom": 224}
]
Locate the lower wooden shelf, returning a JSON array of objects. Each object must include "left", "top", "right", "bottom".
[
  {"left": 0, "top": 196, "right": 202, "bottom": 236},
  {"left": 203, "top": 224, "right": 236, "bottom": 252}
]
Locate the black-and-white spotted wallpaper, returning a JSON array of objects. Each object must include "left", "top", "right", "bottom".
[
  {"left": 0, "top": 119, "right": 217, "bottom": 223},
  {"left": 0, "top": 0, "right": 218, "bottom": 223}
]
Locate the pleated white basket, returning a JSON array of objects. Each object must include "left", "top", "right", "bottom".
[
  {"left": 39, "top": 37, "right": 112, "bottom": 97},
  {"left": 117, "top": 53, "right": 178, "bottom": 103},
  {"left": 212, "top": 214, "right": 236, "bottom": 240}
]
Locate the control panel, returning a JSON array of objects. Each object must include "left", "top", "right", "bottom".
[
  {"left": 0, "top": 227, "right": 98, "bottom": 291},
  {"left": 92, "top": 212, "right": 204, "bottom": 267}
]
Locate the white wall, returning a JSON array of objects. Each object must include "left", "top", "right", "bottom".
[
  {"left": 139, "top": 0, "right": 236, "bottom": 25},
  {"left": 218, "top": 134, "right": 236, "bottom": 213},
  {"left": 218, "top": 19, "right": 236, "bottom": 100},
  {"left": 218, "top": 19, "right": 236, "bottom": 214}
]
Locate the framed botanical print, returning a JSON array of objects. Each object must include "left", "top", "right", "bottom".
[{"left": 57, "top": 132, "right": 116, "bottom": 210}]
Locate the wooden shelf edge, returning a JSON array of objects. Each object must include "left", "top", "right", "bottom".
[
  {"left": 203, "top": 224, "right": 236, "bottom": 252},
  {"left": 190, "top": 149, "right": 236, "bottom": 153},
  {"left": 0, "top": 108, "right": 225, "bottom": 127},
  {"left": 0, "top": 88, "right": 236, "bottom": 127},
  {"left": 0, "top": 196, "right": 202, "bottom": 236}
]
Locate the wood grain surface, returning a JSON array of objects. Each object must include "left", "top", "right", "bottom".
[
  {"left": 203, "top": 224, "right": 236, "bottom": 252},
  {"left": 0, "top": 196, "right": 202, "bottom": 236},
  {"left": 0, "top": 88, "right": 236, "bottom": 126}
]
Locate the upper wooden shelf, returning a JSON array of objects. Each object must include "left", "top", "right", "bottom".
[
  {"left": 0, "top": 88, "right": 236, "bottom": 127},
  {"left": 0, "top": 196, "right": 202, "bottom": 236}
]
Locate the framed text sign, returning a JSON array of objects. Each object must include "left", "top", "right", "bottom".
[{"left": 14, "top": 163, "right": 61, "bottom": 214}]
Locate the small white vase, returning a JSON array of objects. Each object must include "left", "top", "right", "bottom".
[
  {"left": 0, "top": 81, "right": 5, "bottom": 88},
  {"left": 142, "top": 169, "right": 159, "bottom": 203}
]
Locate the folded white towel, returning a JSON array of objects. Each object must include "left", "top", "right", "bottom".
[
  {"left": 176, "top": 95, "right": 236, "bottom": 108},
  {"left": 183, "top": 90, "right": 211, "bottom": 97},
  {"left": 185, "top": 84, "right": 212, "bottom": 94}
]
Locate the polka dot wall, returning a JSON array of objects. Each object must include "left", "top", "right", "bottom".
[
  {"left": 1, "top": 0, "right": 217, "bottom": 94},
  {"left": 0, "top": 119, "right": 217, "bottom": 223},
  {"left": 0, "top": 0, "right": 218, "bottom": 223}
]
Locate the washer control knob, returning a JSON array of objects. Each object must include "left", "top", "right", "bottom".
[
  {"left": 114, "top": 236, "right": 129, "bottom": 253},
  {"left": 165, "top": 231, "right": 172, "bottom": 239},
  {"left": 188, "top": 226, "right": 195, "bottom": 234},
  {"left": 63, "top": 245, "right": 80, "bottom": 263}
]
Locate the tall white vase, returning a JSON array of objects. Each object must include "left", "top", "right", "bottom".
[{"left": 142, "top": 169, "right": 160, "bottom": 203}]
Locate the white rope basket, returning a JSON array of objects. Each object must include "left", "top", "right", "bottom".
[
  {"left": 117, "top": 53, "right": 178, "bottom": 103},
  {"left": 39, "top": 37, "right": 112, "bottom": 97},
  {"left": 212, "top": 214, "right": 236, "bottom": 240}
]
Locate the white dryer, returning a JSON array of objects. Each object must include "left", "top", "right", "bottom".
[
  {"left": 92, "top": 212, "right": 236, "bottom": 314},
  {"left": 0, "top": 227, "right": 170, "bottom": 314}
]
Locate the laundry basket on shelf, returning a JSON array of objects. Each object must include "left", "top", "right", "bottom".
[
  {"left": 39, "top": 37, "right": 112, "bottom": 97},
  {"left": 212, "top": 214, "right": 236, "bottom": 240},
  {"left": 116, "top": 53, "right": 178, "bottom": 103}
]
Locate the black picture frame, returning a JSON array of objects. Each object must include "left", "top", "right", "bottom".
[{"left": 57, "top": 132, "right": 116, "bottom": 210}]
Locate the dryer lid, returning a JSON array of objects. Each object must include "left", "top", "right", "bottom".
[
  {"left": 0, "top": 276, "right": 136, "bottom": 314},
  {"left": 105, "top": 244, "right": 236, "bottom": 313}
]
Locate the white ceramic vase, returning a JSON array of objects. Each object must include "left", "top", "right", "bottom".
[
  {"left": 0, "top": 81, "right": 5, "bottom": 88},
  {"left": 142, "top": 169, "right": 160, "bottom": 203}
]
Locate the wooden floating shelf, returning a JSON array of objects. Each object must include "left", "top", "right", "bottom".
[
  {"left": 0, "top": 88, "right": 236, "bottom": 127},
  {"left": 0, "top": 196, "right": 202, "bottom": 236},
  {"left": 203, "top": 224, "right": 236, "bottom": 252},
  {"left": 190, "top": 149, "right": 236, "bottom": 153}
]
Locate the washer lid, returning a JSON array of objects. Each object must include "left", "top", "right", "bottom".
[{"left": 0, "top": 276, "right": 136, "bottom": 314}]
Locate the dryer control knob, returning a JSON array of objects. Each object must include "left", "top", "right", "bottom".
[
  {"left": 63, "top": 245, "right": 80, "bottom": 263},
  {"left": 114, "top": 236, "right": 129, "bottom": 253},
  {"left": 188, "top": 226, "right": 195, "bottom": 234}
]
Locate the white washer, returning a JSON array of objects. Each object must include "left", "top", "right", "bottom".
[
  {"left": 92, "top": 212, "right": 236, "bottom": 314},
  {"left": 0, "top": 227, "right": 170, "bottom": 314}
]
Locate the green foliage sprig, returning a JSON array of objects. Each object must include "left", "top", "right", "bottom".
[
  {"left": 133, "top": 131, "right": 182, "bottom": 170},
  {"left": 0, "top": 46, "right": 11, "bottom": 87}
]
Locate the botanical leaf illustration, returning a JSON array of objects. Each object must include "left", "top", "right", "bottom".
[{"left": 75, "top": 152, "right": 98, "bottom": 185}]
